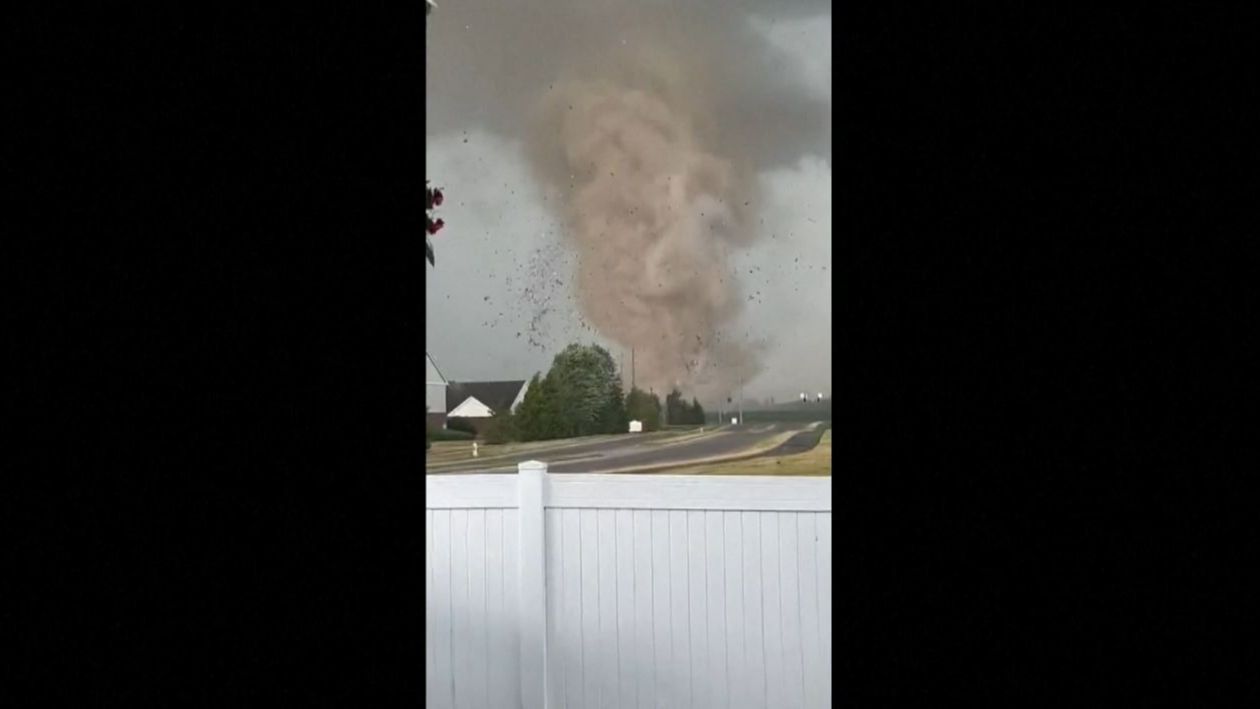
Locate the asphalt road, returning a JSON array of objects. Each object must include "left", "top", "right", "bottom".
[
  {"left": 427, "top": 421, "right": 824, "bottom": 474},
  {"left": 426, "top": 430, "right": 683, "bottom": 472},
  {"left": 757, "top": 423, "right": 829, "bottom": 458}
]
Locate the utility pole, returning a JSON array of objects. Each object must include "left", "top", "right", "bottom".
[
  {"left": 738, "top": 379, "right": 744, "bottom": 425},
  {"left": 631, "top": 347, "right": 635, "bottom": 391}
]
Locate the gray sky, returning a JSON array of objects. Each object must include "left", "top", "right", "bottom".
[{"left": 426, "top": 1, "right": 830, "bottom": 406}]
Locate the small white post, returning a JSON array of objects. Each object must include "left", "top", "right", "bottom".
[
  {"left": 472, "top": 441, "right": 478, "bottom": 457},
  {"left": 517, "top": 460, "right": 548, "bottom": 709}
]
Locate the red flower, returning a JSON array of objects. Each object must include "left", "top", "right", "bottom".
[
  {"left": 432, "top": 189, "right": 444, "bottom": 206},
  {"left": 427, "top": 218, "right": 445, "bottom": 235}
]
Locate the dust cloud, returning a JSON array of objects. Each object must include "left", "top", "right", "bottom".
[{"left": 427, "top": 0, "right": 830, "bottom": 400}]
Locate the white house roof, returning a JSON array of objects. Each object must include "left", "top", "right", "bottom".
[
  {"left": 445, "top": 380, "right": 527, "bottom": 417},
  {"left": 448, "top": 396, "right": 495, "bottom": 418},
  {"left": 509, "top": 376, "right": 532, "bottom": 412}
]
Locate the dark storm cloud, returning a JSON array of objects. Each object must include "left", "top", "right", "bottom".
[
  {"left": 426, "top": 0, "right": 831, "bottom": 171},
  {"left": 426, "top": 0, "right": 830, "bottom": 402}
]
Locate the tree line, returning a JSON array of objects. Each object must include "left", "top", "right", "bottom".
[
  {"left": 665, "top": 389, "right": 708, "bottom": 426},
  {"left": 481, "top": 343, "right": 706, "bottom": 443}
]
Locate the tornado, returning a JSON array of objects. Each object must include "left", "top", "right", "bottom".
[{"left": 427, "top": 0, "right": 831, "bottom": 400}]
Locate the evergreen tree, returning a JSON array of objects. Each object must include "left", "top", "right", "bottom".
[
  {"left": 514, "top": 373, "right": 551, "bottom": 441},
  {"left": 516, "top": 344, "right": 632, "bottom": 440},
  {"left": 484, "top": 408, "right": 517, "bottom": 444},
  {"left": 666, "top": 388, "right": 689, "bottom": 426},
  {"left": 548, "top": 343, "right": 621, "bottom": 437},
  {"left": 597, "top": 376, "right": 628, "bottom": 433},
  {"left": 690, "top": 397, "right": 706, "bottom": 425},
  {"left": 625, "top": 387, "right": 662, "bottom": 431}
]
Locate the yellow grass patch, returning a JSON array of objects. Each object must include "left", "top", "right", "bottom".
[{"left": 662, "top": 430, "right": 831, "bottom": 476}]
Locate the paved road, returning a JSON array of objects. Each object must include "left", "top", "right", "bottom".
[
  {"left": 428, "top": 421, "right": 824, "bottom": 474},
  {"left": 426, "top": 429, "right": 692, "bottom": 472},
  {"left": 757, "top": 423, "right": 829, "bottom": 458}
]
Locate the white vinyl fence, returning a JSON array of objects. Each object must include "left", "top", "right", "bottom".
[{"left": 426, "top": 462, "right": 832, "bottom": 709}]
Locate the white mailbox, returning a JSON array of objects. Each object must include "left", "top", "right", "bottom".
[{"left": 628, "top": 420, "right": 643, "bottom": 433}]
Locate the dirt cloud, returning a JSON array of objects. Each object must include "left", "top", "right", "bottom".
[{"left": 428, "top": 0, "right": 829, "bottom": 399}]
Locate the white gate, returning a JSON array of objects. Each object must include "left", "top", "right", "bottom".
[{"left": 426, "top": 462, "right": 832, "bottom": 709}]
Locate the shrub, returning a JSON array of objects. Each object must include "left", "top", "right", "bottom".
[
  {"left": 484, "top": 410, "right": 517, "bottom": 444},
  {"left": 429, "top": 427, "right": 474, "bottom": 442},
  {"left": 446, "top": 417, "right": 479, "bottom": 436}
]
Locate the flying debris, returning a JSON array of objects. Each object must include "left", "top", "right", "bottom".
[{"left": 423, "top": 0, "right": 836, "bottom": 402}]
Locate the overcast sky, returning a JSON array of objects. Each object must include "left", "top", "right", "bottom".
[{"left": 426, "top": 1, "right": 830, "bottom": 406}]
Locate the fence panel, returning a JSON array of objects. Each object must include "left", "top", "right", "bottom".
[
  {"left": 426, "top": 466, "right": 831, "bottom": 709},
  {"left": 424, "top": 477, "right": 520, "bottom": 709}
]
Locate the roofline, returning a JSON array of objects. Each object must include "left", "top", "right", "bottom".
[
  {"left": 448, "top": 395, "right": 494, "bottom": 418},
  {"left": 509, "top": 378, "right": 530, "bottom": 412},
  {"left": 425, "top": 351, "right": 449, "bottom": 383}
]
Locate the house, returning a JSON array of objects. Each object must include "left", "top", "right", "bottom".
[
  {"left": 426, "top": 352, "right": 449, "bottom": 430},
  {"left": 445, "top": 379, "right": 531, "bottom": 435}
]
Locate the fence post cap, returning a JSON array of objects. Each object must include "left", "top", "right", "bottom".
[{"left": 518, "top": 460, "right": 547, "bottom": 473}]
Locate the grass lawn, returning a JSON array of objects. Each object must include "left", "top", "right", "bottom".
[{"left": 663, "top": 430, "right": 832, "bottom": 476}]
